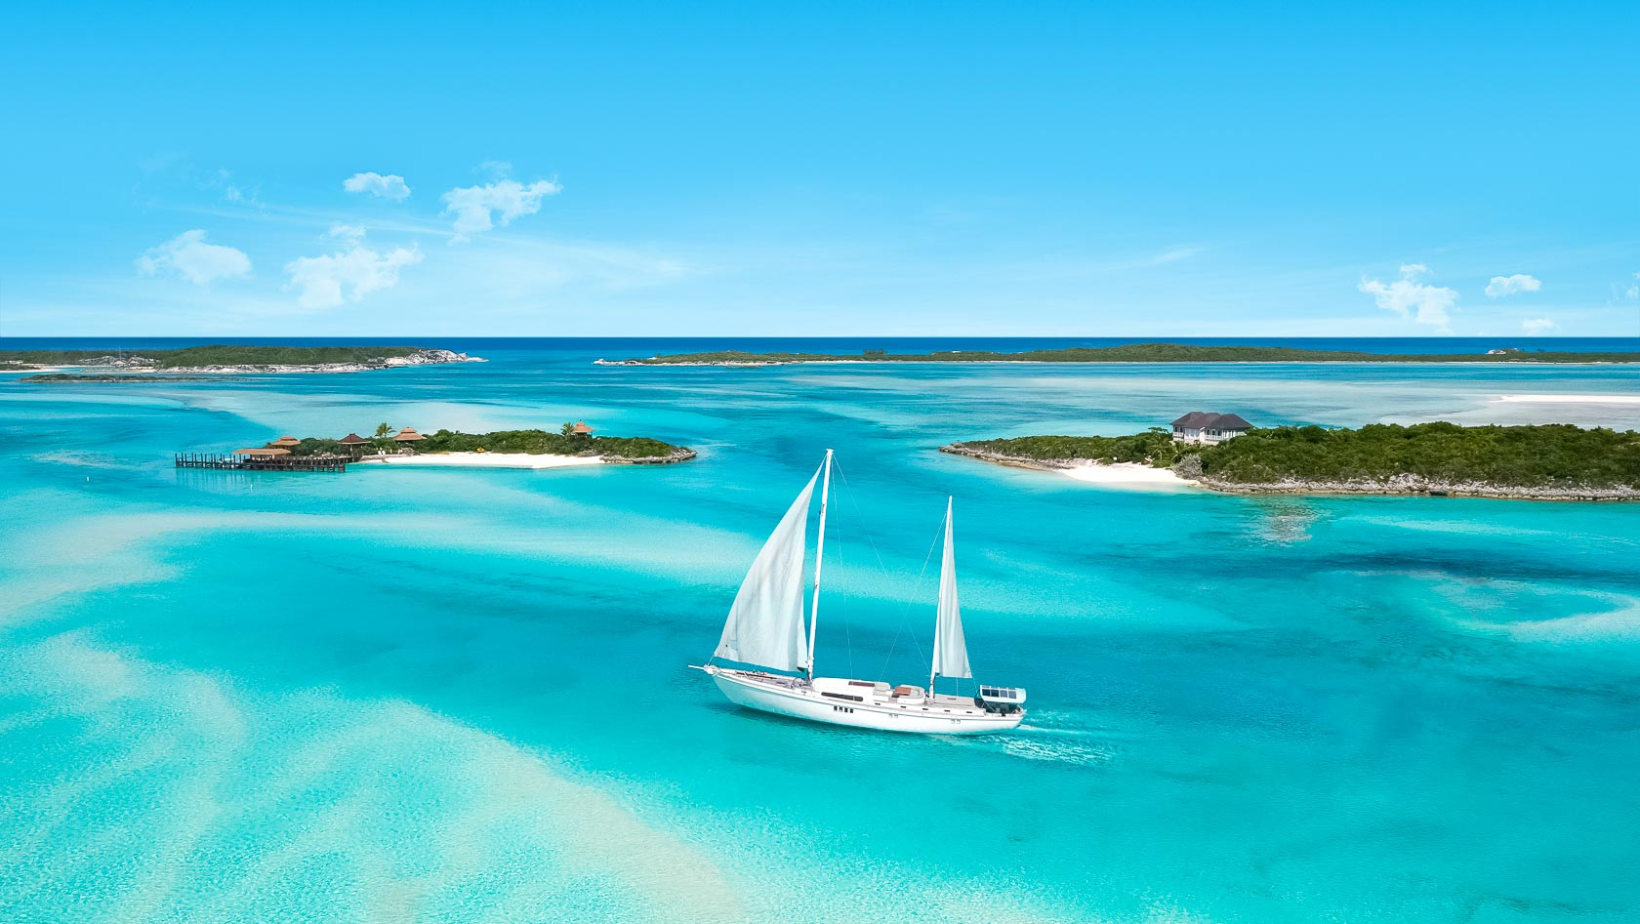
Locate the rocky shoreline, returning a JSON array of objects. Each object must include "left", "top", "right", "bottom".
[
  {"left": 1192, "top": 475, "right": 1640, "bottom": 502},
  {"left": 600, "top": 447, "right": 698, "bottom": 464},
  {"left": 939, "top": 444, "right": 1086, "bottom": 472},
  {"left": 940, "top": 443, "right": 1639, "bottom": 502}
]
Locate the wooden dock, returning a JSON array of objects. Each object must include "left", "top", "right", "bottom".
[{"left": 175, "top": 453, "right": 349, "bottom": 473}]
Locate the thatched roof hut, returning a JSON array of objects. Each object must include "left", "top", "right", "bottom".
[
  {"left": 394, "top": 427, "right": 426, "bottom": 442},
  {"left": 338, "top": 433, "right": 368, "bottom": 445},
  {"left": 572, "top": 421, "right": 594, "bottom": 435},
  {"left": 269, "top": 436, "right": 301, "bottom": 448}
]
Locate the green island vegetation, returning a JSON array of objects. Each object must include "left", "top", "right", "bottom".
[
  {"left": 290, "top": 423, "right": 692, "bottom": 462},
  {"left": 946, "top": 423, "right": 1640, "bottom": 499},
  {"left": 0, "top": 345, "right": 447, "bottom": 370},
  {"left": 619, "top": 344, "right": 1640, "bottom": 365}
]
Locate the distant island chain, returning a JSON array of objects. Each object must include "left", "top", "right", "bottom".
[
  {"left": 1, "top": 345, "right": 483, "bottom": 377},
  {"left": 602, "top": 343, "right": 1640, "bottom": 366},
  {"left": 8, "top": 342, "right": 1635, "bottom": 501}
]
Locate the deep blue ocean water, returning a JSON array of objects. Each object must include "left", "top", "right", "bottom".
[{"left": 2, "top": 338, "right": 1637, "bottom": 923}]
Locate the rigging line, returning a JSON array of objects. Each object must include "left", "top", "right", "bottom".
[
  {"left": 879, "top": 509, "right": 944, "bottom": 684},
  {"left": 831, "top": 459, "right": 907, "bottom": 676},
  {"left": 830, "top": 459, "right": 893, "bottom": 576},
  {"left": 839, "top": 525, "right": 852, "bottom": 682},
  {"left": 832, "top": 458, "right": 936, "bottom": 681},
  {"left": 825, "top": 464, "right": 860, "bottom": 681},
  {"left": 831, "top": 516, "right": 856, "bottom": 680}
]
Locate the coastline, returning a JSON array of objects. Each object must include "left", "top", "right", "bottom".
[
  {"left": 940, "top": 443, "right": 1639, "bottom": 502},
  {"left": 939, "top": 444, "right": 1195, "bottom": 490},
  {"left": 360, "top": 452, "right": 606, "bottom": 470},
  {"left": 1061, "top": 462, "right": 1196, "bottom": 489},
  {"left": 357, "top": 447, "right": 697, "bottom": 469}
]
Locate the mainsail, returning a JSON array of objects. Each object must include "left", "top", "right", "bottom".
[
  {"left": 930, "top": 498, "right": 971, "bottom": 685},
  {"left": 714, "top": 470, "right": 818, "bottom": 672}
]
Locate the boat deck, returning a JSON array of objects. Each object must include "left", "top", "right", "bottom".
[{"left": 721, "top": 669, "right": 1011, "bottom": 718}]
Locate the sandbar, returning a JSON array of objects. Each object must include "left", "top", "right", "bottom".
[{"left": 361, "top": 452, "right": 605, "bottom": 470}]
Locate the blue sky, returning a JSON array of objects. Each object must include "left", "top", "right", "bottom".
[{"left": 2, "top": 1, "right": 1636, "bottom": 337}]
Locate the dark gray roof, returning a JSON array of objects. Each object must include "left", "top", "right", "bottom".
[
  {"left": 1172, "top": 411, "right": 1253, "bottom": 430},
  {"left": 1172, "top": 411, "right": 1215, "bottom": 428}
]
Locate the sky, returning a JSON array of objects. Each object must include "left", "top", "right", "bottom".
[{"left": 1, "top": 1, "right": 1636, "bottom": 338}]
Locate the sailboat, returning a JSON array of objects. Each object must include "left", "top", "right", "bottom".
[{"left": 696, "top": 450, "right": 1027, "bottom": 734}]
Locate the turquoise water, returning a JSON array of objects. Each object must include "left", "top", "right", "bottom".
[{"left": 2, "top": 341, "right": 1638, "bottom": 923}]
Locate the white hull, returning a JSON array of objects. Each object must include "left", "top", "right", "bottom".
[{"left": 704, "top": 666, "right": 1023, "bottom": 735}]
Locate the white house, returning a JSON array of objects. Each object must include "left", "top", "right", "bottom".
[{"left": 1172, "top": 412, "right": 1253, "bottom": 445}]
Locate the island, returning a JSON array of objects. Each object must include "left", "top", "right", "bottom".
[
  {"left": 943, "top": 423, "right": 1640, "bottom": 501},
  {"left": 178, "top": 422, "right": 696, "bottom": 473},
  {"left": 2, "top": 345, "right": 483, "bottom": 375},
  {"left": 602, "top": 344, "right": 1640, "bottom": 366}
]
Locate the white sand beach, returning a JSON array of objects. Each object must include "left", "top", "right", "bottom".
[
  {"left": 361, "top": 452, "right": 605, "bottom": 470},
  {"left": 1496, "top": 394, "right": 1640, "bottom": 405},
  {"left": 1059, "top": 462, "right": 1196, "bottom": 489}
]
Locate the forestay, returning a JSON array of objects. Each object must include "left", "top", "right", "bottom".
[{"left": 714, "top": 470, "right": 818, "bottom": 672}]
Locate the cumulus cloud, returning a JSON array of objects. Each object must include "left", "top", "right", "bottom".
[
  {"left": 1521, "top": 318, "right": 1557, "bottom": 335},
  {"left": 1358, "top": 263, "right": 1459, "bottom": 330},
  {"left": 284, "top": 227, "right": 422, "bottom": 308},
  {"left": 135, "top": 230, "right": 252, "bottom": 285},
  {"left": 441, "top": 173, "right": 561, "bottom": 240},
  {"left": 1485, "top": 274, "right": 1542, "bottom": 298},
  {"left": 343, "top": 172, "right": 412, "bottom": 200}
]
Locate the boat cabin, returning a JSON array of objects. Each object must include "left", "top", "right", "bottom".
[
  {"left": 977, "top": 685, "right": 1027, "bottom": 714},
  {"left": 812, "top": 676, "right": 887, "bottom": 703}
]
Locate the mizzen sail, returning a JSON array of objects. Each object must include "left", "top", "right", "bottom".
[
  {"left": 931, "top": 498, "right": 972, "bottom": 682},
  {"left": 714, "top": 470, "right": 818, "bottom": 672}
]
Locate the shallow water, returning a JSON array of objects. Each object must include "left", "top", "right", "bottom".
[{"left": 2, "top": 339, "right": 1638, "bottom": 923}]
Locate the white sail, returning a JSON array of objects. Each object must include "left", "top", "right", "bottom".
[
  {"left": 714, "top": 470, "right": 818, "bottom": 672},
  {"left": 931, "top": 498, "right": 972, "bottom": 683}
]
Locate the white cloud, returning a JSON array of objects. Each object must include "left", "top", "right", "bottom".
[
  {"left": 284, "top": 228, "right": 423, "bottom": 308},
  {"left": 1627, "top": 273, "right": 1638, "bottom": 300},
  {"left": 135, "top": 230, "right": 252, "bottom": 285},
  {"left": 441, "top": 176, "right": 562, "bottom": 239},
  {"left": 343, "top": 172, "right": 412, "bottom": 200},
  {"left": 1521, "top": 318, "right": 1557, "bottom": 335},
  {"left": 1485, "top": 274, "right": 1542, "bottom": 298},
  {"left": 328, "top": 223, "right": 367, "bottom": 242},
  {"left": 1358, "top": 264, "right": 1459, "bottom": 330}
]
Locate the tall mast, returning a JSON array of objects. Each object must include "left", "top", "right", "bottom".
[
  {"left": 930, "top": 497, "right": 951, "bottom": 694},
  {"left": 806, "top": 449, "right": 833, "bottom": 680}
]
